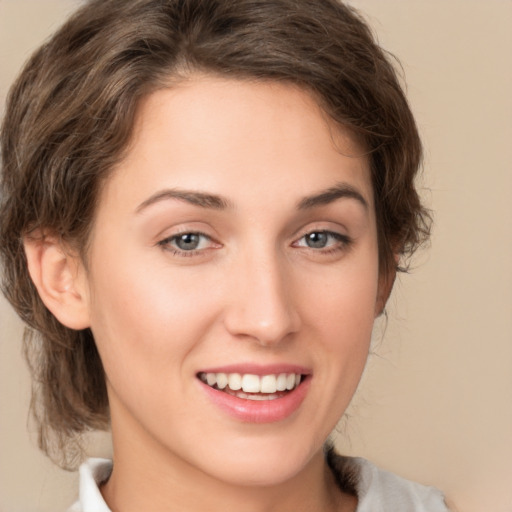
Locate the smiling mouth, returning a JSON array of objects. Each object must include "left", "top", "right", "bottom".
[{"left": 198, "top": 372, "right": 303, "bottom": 401}]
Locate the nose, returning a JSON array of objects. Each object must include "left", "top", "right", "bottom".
[{"left": 223, "top": 250, "right": 301, "bottom": 346}]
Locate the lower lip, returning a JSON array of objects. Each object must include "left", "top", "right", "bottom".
[{"left": 199, "top": 377, "right": 311, "bottom": 423}]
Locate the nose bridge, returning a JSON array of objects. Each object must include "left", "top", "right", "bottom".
[{"left": 224, "top": 243, "right": 300, "bottom": 345}]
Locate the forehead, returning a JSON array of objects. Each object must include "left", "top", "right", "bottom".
[
  {"left": 133, "top": 76, "right": 366, "bottom": 157},
  {"left": 100, "top": 76, "right": 373, "bottom": 214}
]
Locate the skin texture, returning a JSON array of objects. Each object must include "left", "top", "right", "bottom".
[{"left": 25, "top": 77, "right": 391, "bottom": 511}]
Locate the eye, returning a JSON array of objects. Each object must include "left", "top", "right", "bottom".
[
  {"left": 158, "top": 232, "right": 216, "bottom": 255},
  {"left": 173, "top": 233, "right": 205, "bottom": 251},
  {"left": 303, "top": 232, "right": 330, "bottom": 249},
  {"left": 293, "top": 230, "right": 350, "bottom": 251}
]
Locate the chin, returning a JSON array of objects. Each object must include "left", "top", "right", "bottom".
[
  {"left": 210, "top": 461, "right": 304, "bottom": 488},
  {"left": 193, "top": 434, "right": 322, "bottom": 488}
]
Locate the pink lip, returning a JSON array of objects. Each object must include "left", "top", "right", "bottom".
[{"left": 197, "top": 368, "right": 311, "bottom": 424}]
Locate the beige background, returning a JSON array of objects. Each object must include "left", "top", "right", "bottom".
[{"left": 1, "top": 1, "right": 511, "bottom": 511}]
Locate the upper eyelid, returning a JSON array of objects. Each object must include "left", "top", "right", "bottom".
[
  {"left": 156, "top": 224, "right": 351, "bottom": 251},
  {"left": 159, "top": 231, "right": 213, "bottom": 245},
  {"left": 293, "top": 230, "right": 350, "bottom": 244},
  {"left": 164, "top": 230, "right": 210, "bottom": 240},
  {"left": 157, "top": 226, "right": 214, "bottom": 242},
  {"left": 293, "top": 226, "right": 349, "bottom": 240},
  {"left": 158, "top": 228, "right": 349, "bottom": 242}
]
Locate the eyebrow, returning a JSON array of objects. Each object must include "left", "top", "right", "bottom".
[
  {"left": 135, "top": 182, "right": 369, "bottom": 214},
  {"left": 297, "top": 182, "right": 369, "bottom": 211},
  {"left": 135, "top": 188, "right": 233, "bottom": 213}
]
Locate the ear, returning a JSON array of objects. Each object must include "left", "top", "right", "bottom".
[
  {"left": 23, "top": 232, "right": 91, "bottom": 330},
  {"left": 375, "top": 256, "right": 398, "bottom": 317}
]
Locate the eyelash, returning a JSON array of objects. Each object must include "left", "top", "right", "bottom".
[
  {"left": 157, "top": 231, "right": 215, "bottom": 258},
  {"left": 157, "top": 230, "right": 352, "bottom": 258},
  {"left": 293, "top": 230, "right": 352, "bottom": 255}
]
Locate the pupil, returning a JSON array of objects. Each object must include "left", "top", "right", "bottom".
[
  {"left": 306, "top": 232, "right": 328, "bottom": 248},
  {"left": 177, "top": 233, "right": 200, "bottom": 250}
]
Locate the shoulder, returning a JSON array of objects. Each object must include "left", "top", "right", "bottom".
[
  {"left": 327, "top": 451, "right": 450, "bottom": 512},
  {"left": 67, "top": 458, "right": 112, "bottom": 512}
]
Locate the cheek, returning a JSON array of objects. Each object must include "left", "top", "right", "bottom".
[
  {"left": 86, "top": 250, "right": 221, "bottom": 388},
  {"left": 299, "top": 257, "right": 379, "bottom": 396},
  {"left": 303, "top": 260, "right": 379, "bottom": 340},
  {"left": 316, "top": 287, "right": 376, "bottom": 382}
]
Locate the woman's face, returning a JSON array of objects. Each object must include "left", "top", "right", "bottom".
[{"left": 82, "top": 76, "right": 384, "bottom": 486}]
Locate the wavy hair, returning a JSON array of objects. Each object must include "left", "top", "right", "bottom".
[{"left": 0, "top": 0, "right": 430, "bottom": 468}]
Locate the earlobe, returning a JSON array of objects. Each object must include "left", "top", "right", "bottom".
[{"left": 24, "top": 232, "right": 91, "bottom": 330}]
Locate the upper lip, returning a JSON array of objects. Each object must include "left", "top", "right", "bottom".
[{"left": 197, "top": 363, "right": 311, "bottom": 376}]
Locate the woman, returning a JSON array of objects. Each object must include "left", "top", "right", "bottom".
[{"left": 0, "top": 0, "right": 448, "bottom": 510}]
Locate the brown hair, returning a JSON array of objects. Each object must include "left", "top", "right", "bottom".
[{"left": 0, "top": 0, "right": 430, "bottom": 468}]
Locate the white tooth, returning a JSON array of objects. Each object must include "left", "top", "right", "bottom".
[
  {"left": 228, "top": 373, "right": 242, "bottom": 391},
  {"left": 225, "top": 387, "right": 280, "bottom": 401},
  {"left": 295, "top": 374, "right": 301, "bottom": 387},
  {"left": 216, "top": 373, "right": 228, "bottom": 389},
  {"left": 246, "top": 393, "right": 279, "bottom": 401},
  {"left": 206, "top": 373, "right": 217, "bottom": 386},
  {"left": 242, "top": 374, "right": 261, "bottom": 393},
  {"left": 286, "top": 373, "right": 295, "bottom": 390},
  {"left": 260, "top": 374, "right": 277, "bottom": 393},
  {"left": 276, "top": 373, "right": 287, "bottom": 391}
]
